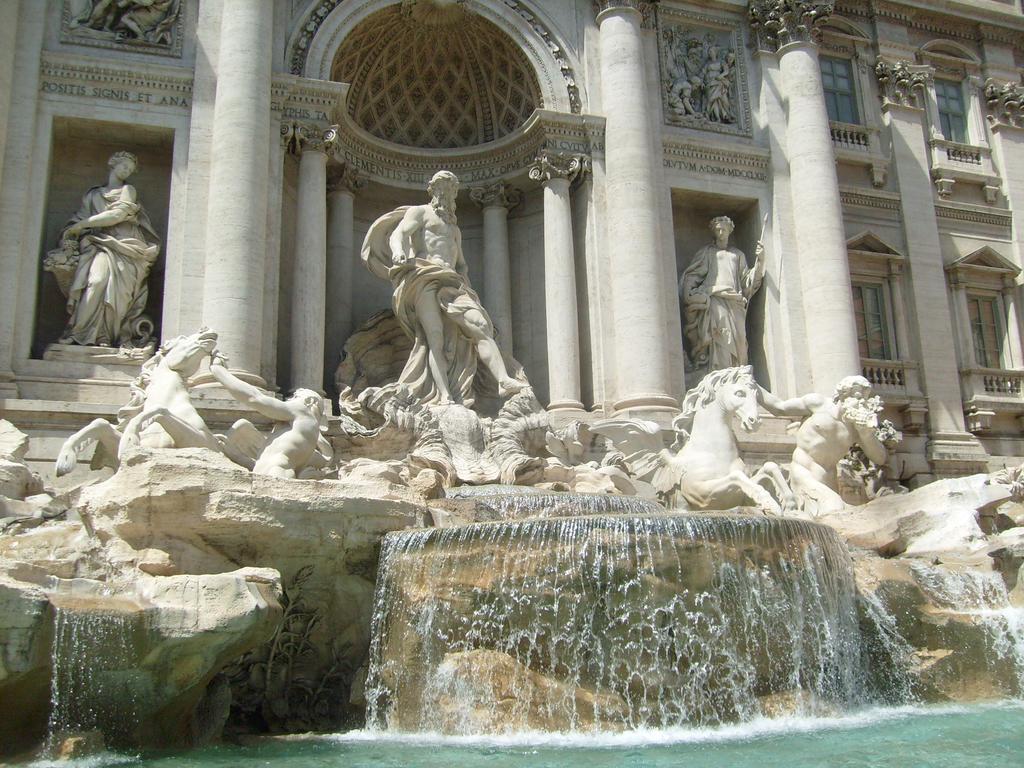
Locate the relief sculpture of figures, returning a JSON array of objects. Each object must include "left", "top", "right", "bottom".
[
  {"left": 69, "top": 0, "right": 181, "bottom": 46},
  {"left": 361, "top": 170, "right": 528, "bottom": 409},
  {"left": 44, "top": 151, "right": 160, "bottom": 349},
  {"left": 663, "top": 29, "right": 738, "bottom": 125},
  {"left": 759, "top": 375, "right": 898, "bottom": 518},
  {"left": 679, "top": 215, "right": 765, "bottom": 373}
]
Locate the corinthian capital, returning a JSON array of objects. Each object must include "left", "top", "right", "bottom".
[
  {"left": 327, "top": 163, "right": 367, "bottom": 195},
  {"left": 469, "top": 181, "right": 522, "bottom": 211},
  {"left": 985, "top": 79, "right": 1024, "bottom": 129},
  {"left": 875, "top": 58, "right": 931, "bottom": 110},
  {"left": 281, "top": 121, "right": 328, "bottom": 155},
  {"left": 594, "top": 0, "right": 643, "bottom": 17},
  {"left": 528, "top": 150, "right": 591, "bottom": 186},
  {"left": 748, "top": 0, "right": 834, "bottom": 52}
]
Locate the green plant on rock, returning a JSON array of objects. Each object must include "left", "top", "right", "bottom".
[{"left": 224, "top": 565, "right": 357, "bottom": 733}]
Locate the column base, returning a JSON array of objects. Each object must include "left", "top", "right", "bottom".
[
  {"left": 926, "top": 430, "right": 990, "bottom": 479},
  {"left": 547, "top": 399, "right": 586, "bottom": 412}
]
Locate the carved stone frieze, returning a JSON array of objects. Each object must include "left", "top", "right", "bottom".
[
  {"left": 61, "top": 0, "right": 183, "bottom": 57},
  {"left": 528, "top": 150, "right": 590, "bottom": 186},
  {"left": 39, "top": 52, "right": 193, "bottom": 110},
  {"left": 747, "top": 0, "right": 834, "bottom": 52},
  {"left": 985, "top": 79, "right": 1024, "bottom": 130},
  {"left": 469, "top": 182, "right": 523, "bottom": 212},
  {"left": 875, "top": 58, "right": 931, "bottom": 110},
  {"left": 657, "top": 8, "right": 750, "bottom": 137}
]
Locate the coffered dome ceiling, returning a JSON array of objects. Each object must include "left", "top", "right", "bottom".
[{"left": 331, "top": 3, "right": 543, "bottom": 150}]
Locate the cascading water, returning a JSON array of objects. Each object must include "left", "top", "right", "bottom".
[
  {"left": 46, "top": 604, "right": 143, "bottom": 752},
  {"left": 364, "top": 508, "right": 871, "bottom": 734},
  {"left": 910, "top": 563, "right": 1024, "bottom": 693}
]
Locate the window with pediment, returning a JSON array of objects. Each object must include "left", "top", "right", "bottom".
[{"left": 935, "top": 78, "right": 968, "bottom": 143}]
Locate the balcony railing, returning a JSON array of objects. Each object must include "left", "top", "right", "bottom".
[
  {"left": 961, "top": 367, "right": 1024, "bottom": 400},
  {"left": 861, "top": 358, "right": 921, "bottom": 397},
  {"left": 830, "top": 122, "right": 870, "bottom": 151}
]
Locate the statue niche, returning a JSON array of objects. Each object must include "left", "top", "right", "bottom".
[{"left": 44, "top": 150, "right": 160, "bottom": 352}]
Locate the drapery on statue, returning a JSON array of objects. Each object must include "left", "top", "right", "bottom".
[
  {"left": 679, "top": 215, "right": 765, "bottom": 372},
  {"left": 759, "top": 375, "right": 896, "bottom": 517},
  {"left": 361, "top": 170, "right": 527, "bottom": 408},
  {"left": 45, "top": 151, "right": 160, "bottom": 348}
]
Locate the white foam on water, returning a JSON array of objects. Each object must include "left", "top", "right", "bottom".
[{"left": 324, "top": 701, "right": 1024, "bottom": 750}]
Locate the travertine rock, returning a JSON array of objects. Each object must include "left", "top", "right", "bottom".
[
  {"left": 422, "top": 649, "right": 629, "bottom": 734},
  {"left": 820, "top": 474, "right": 1001, "bottom": 557}
]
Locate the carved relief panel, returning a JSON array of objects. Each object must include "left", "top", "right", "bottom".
[
  {"left": 656, "top": 6, "right": 751, "bottom": 137},
  {"left": 61, "top": 0, "right": 184, "bottom": 57}
]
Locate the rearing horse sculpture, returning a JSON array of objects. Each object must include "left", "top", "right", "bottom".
[
  {"left": 55, "top": 329, "right": 223, "bottom": 476},
  {"left": 592, "top": 366, "right": 795, "bottom": 514}
]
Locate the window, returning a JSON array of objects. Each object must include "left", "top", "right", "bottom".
[
  {"left": 935, "top": 79, "right": 968, "bottom": 143},
  {"left": 968, "top": 295, "right": 1003, "bottom": 368},
  {"left": 853, "top": 283, "right": 892, "bottom": 360},
  {"left": 820, "top": 56, "right": 859, "bottom": 124}
]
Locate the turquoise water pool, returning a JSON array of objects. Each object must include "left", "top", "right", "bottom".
[{"left": 28, "top": 702, "right": 1024, "bottom": 768}]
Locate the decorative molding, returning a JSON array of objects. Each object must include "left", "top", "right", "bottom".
[
  {"left": 38, "top": 51, "right": 193, "bottom": 109},
  {"left": 656, "top": 6, "right": 751, "bottom": 138},
  {"left": 747, "top": 0, "right": 834, "bottom": 52},
  {"left": 271, "top": 74, "right": 348, "bottom": 124},
  {"left": 875, "top": 58, "right": 931, "bottom": 109},
  {"left": 662, "top": 137, "right": 769, "bottom": 182},
  {"left": 60, "top": 0, "right": 184, "bottom": 58},
  {"left": 324, "top": 108, "right": 603, "bottom": 190},
  {"left": 527, "top": 149, "right": 589, "bottom": 185},
  {"left": 290, "top": 0, "right": 583, "bottom": 115},
  {"left": 935, "top": 203, "right": 1012, "bottom": 229},
  {"left": 469, "top": 181, "right": 523, "bottom": 211},
  {"left": 839, "top": 185, "right": 902, "bottom": 213},
  {"left": 985, "top": 78, "right": 1024, "bottom": 130}
]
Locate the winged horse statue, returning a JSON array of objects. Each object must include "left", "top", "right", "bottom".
[{"left": 592, "top": 366, "right": 795, "bottom": 514}]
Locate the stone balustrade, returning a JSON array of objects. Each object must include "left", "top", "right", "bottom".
[
  {"left": 830, "top": 121, "right": 871, "bottom": 151},
  {"left": 861, "top": 358, "right": 921, "bottom": 398}
]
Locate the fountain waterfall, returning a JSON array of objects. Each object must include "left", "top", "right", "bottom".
[{"left": 365, "top": 507, "right": 872, "bottom": 734}]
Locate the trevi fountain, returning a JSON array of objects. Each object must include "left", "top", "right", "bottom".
[{"left": 1, "top": 0, "right": 1024, "bottom": 766}]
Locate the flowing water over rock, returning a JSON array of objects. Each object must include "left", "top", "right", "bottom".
[
  {"left": 46, "top": 605, "right": 143, "bottom": 752},
  {"left": 365, "top": 513, "right": 869, "bottom": 734}
]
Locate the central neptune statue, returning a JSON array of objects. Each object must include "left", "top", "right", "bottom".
[{"left": 361, "top": 170, "right": 528, "bottom": 409}]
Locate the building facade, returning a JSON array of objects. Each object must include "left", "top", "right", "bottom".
[{"left": 1, "top": 0, "right": 1023, "bottom": 484}]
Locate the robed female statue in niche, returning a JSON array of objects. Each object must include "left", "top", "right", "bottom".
[{"left": 45, "top": 151, "right": 160, "bottom": 348}]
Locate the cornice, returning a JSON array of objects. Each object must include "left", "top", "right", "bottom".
[
  {"left": 839, "top": 185, "right": 903, "bottom": 213},
  {"left": 935, "top": 202, "right": 1012, "bottom": 228},
  {"left": 40, "top": 51, "right": 193, "bottom": 94}
]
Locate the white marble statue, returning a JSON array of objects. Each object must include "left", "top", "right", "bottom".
[
  {"left": 209, "top": 354, "right": 332, "bottom": 479},
  {"left": 759, "top": 375, "right": 894, "bottom": 517},
  {"left": 55, "top": 329, "right": 221, "bottom": 476},
  {"left": 361, "top": 170, "right": 527, "bottom": 408},
  {"left": 45, "top": 151, "right": 160, "bottom": 348},
  {"left": 593, "top": 366, "right": 794, "bottom": 514},
  {"left": 679, "top": 216, "right": 764, "bottom": 373}
]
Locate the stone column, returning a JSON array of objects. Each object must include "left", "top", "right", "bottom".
[
  {"left": 887, "top": 262, "right": 911, "bottom": 361},
  {"left": 749, "top": 0, "right": 861, "bottom": 393},
  {"left": 1003, "top": 277, "right": 1024, "bottom": 369},
  {"left": 875, "top": 58, "right": 985, "bottom": 471},
  {"left": 596, "top": 1, "right": 677, "bottom": 413},
  {"left": 286, "top": 123, "right": 329, "bottom": 392},
  {"left": 325, "top": 160, "right": 365, "bottom": 384},
  {"left": 201, "top": 0, "right": 273, "bottom": 382},
  {"left": 469, "top": 181, "right": 520, "bottom": 359},
  {"left": 529, "top": 151, "right": 586, "bottom": 411}
]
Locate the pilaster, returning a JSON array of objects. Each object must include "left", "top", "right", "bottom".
[{"left": 325, "top": 158, "right": 365, "bottom": 386}]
